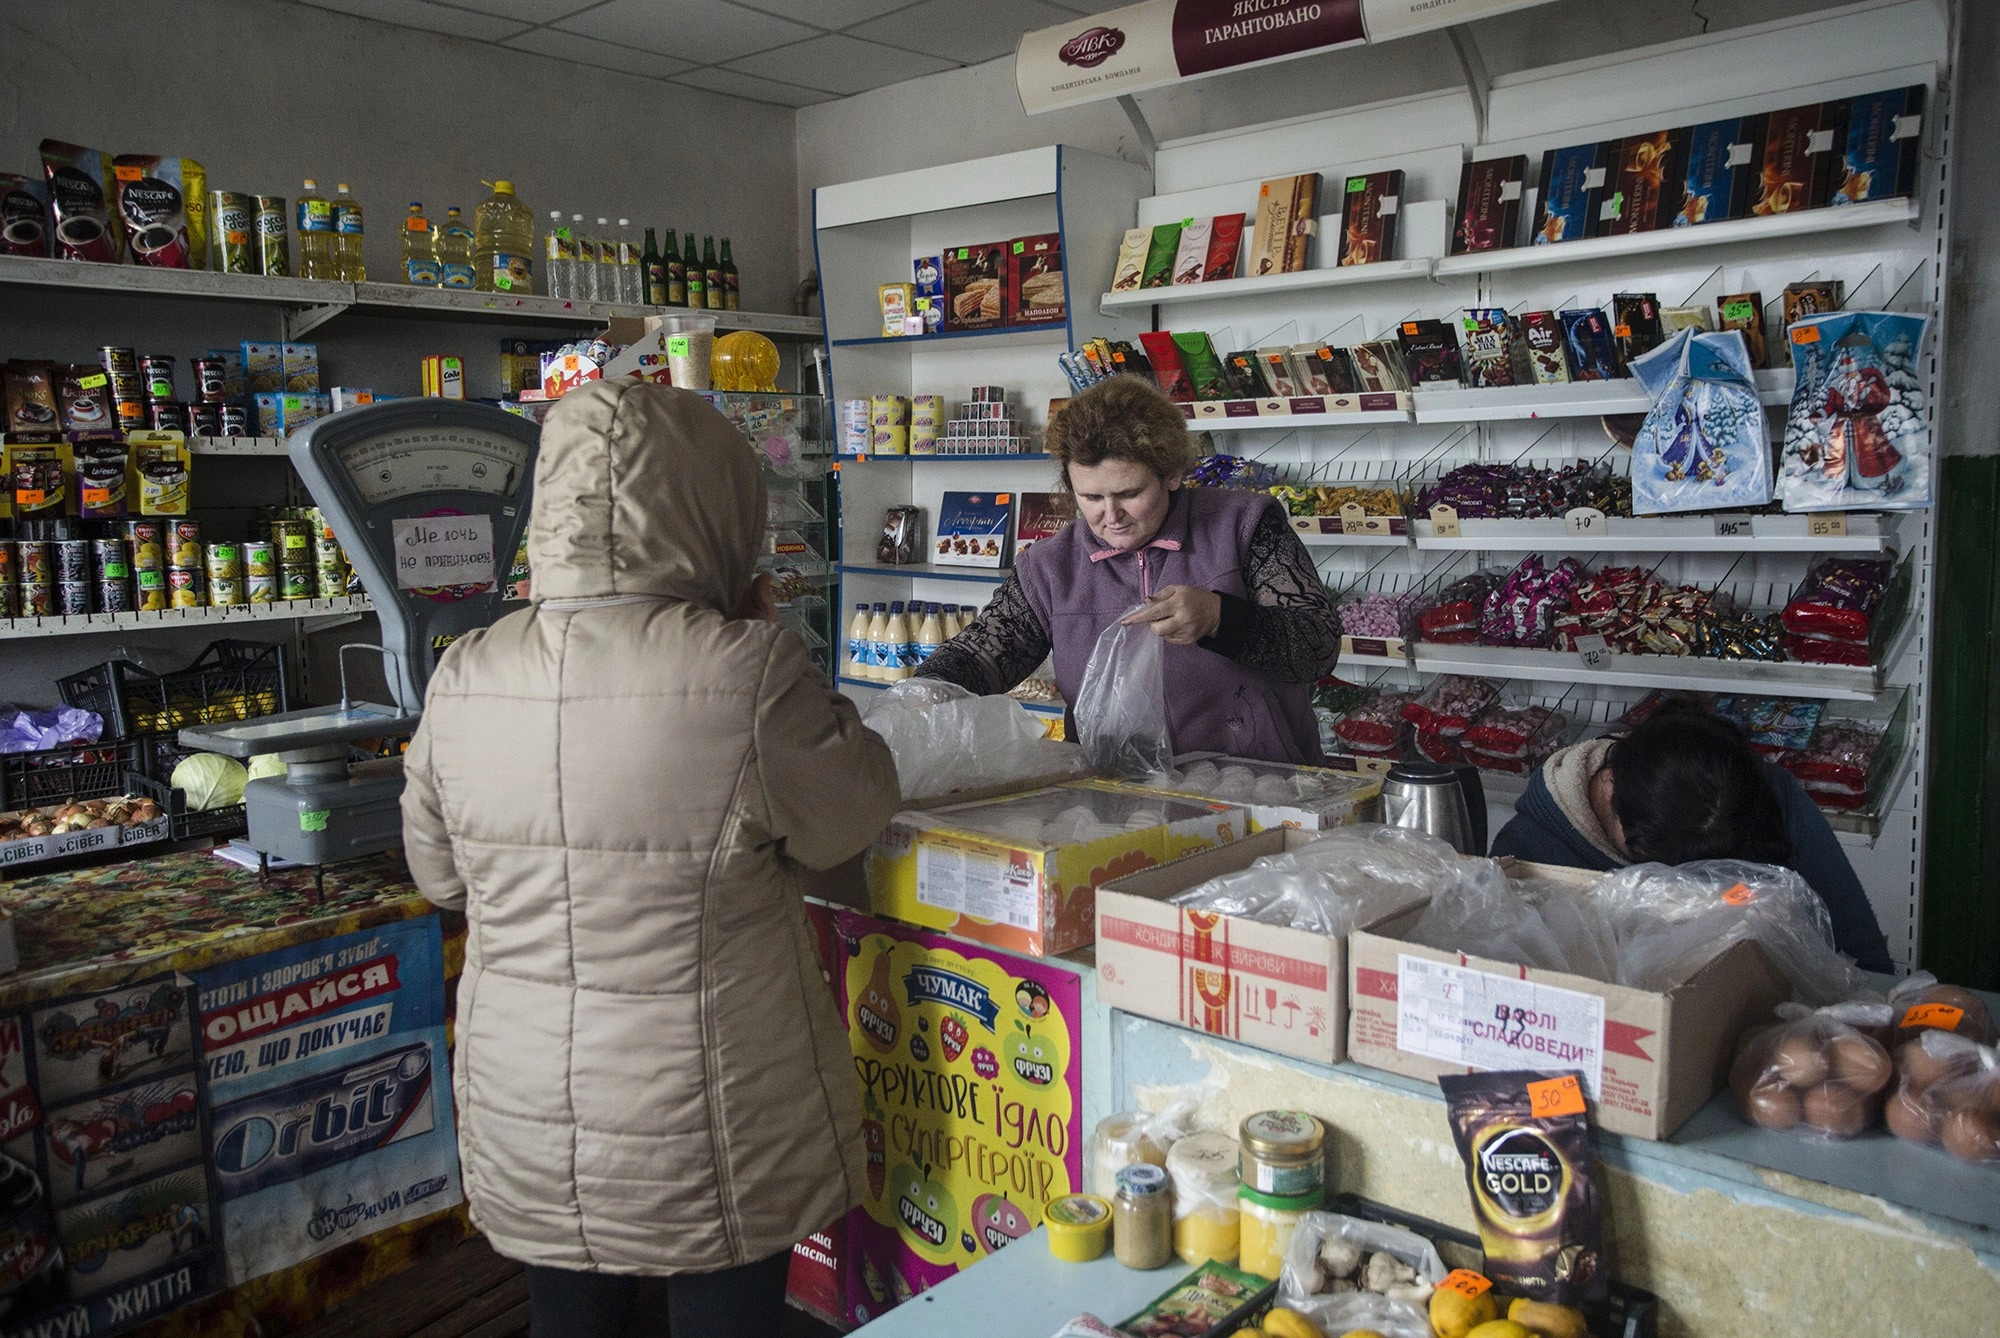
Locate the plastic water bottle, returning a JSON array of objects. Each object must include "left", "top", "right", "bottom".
[
  {"left": 616, "top": 218, "right": 643, "bottom": 304},
  {"left": 591, "top": 217, "right": 614, "bottom": 301},
  {"left": 544, "top": 209, "right": 572, "bottom": 298},
  {"left": 472, "top": 179, "right": 535, "bottom": 294},
  {"left": 332, "top": 183, "right": 365, "bottom": 281},
  {"left": 296, "top": 179, "right": 336, "bottom": 280},
  {"left": 437, "top": 207, "right": 475, "bottom": 290},
  {"left": 401, "top": 202, "right": 439, "bottom": 286}
]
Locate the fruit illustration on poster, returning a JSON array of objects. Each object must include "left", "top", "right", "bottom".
[
  {"left": 855, "top": 947, "right": 900, "bottom": 1053},
  {"left": 970, "top": 1193, "right": 1032, "bottom": 1254},
  {"left": 889, "top": 1161, "right": 958, "bottom": 1264},
  {"left": 1006, "top": 1021, "right": 1055, "bottom": 1087}
]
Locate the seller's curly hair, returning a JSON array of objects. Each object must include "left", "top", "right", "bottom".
[{"left": 1046, "top": 376, "right": 1197, "bottom": 487}]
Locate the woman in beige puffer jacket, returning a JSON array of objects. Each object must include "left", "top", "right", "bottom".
[{"left": 401, "top": 380, "right": 900, "bottom": 1337}]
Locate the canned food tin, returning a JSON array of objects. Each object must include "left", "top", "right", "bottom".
[
  {"left": 56, "top": 581, "right": 90, "bottom": 615},
  {"left": 186, "top": 402, "right": 221, "bottom": 437},
  {"left": 169, "top": 522, "right": 202, "bottom": 568},
  {"left": 168, "top": 568, "right": 202, "bottom": 607},
  {"left": 134, "top": 566, "right": 166, "bottom": 602},
  {"left": 204, "top": 541, "right": 241, "bottom": 579},
  {"left": 18, "top": 582, "right": 52, "bottom": 616},
  {"left": 91, "top": 538, "right": 128, "bottom": 581},
  {"left": 218, "top": 403, "right": 249, "bottom": 437},
  {"left": 314, "top": 562, "right": 347, "bottom": 598},
  {"left": 193, "top": 357, "right": 227, "bottom": 402},
  {"left": 0, "top": 583, "right": 16, "bottom": 618},
  {"left": 254, "top": 197, "right": 289, "bottom": 277},
  {"left": 53, "top": 540, "right": 90, "bottom": 582},
  {"left": 141, "top": 355, "right": 175, "bottom": 402},
  {"left": 17, "top": 541, "right": 51, "bottom": 582},
  {"left": 270, "top": 517, "right": 311, "bottom": 552},
  {"left": 123, "top": 520, "right": 163, "bottom": 568},
  {"left": 245, "top": 571, "right": 275, "bottom": 604},
  {"left": 95, "top": 579, "right": 131, "bottom": 613},
  {"left": 242, "top": 541, "right": 276, "bottom": 578},
  {"left": 279, "top": 565, "right": 313, "bottom": 600},
  {"left": 313, "top": 535, "right": 343, "bottom": 564},
  {"left": 209, "top": 191, "right": 255, "bottom": 274},
  {"left": 148, "top": 400, "right": 182, "bottom": 431},
  {"left": 0, "top": 540, "right": 13, "bottom": 582},
  {"left": 209, "top": 575, "right": 242, "bottom": 607},
  {"left": 113, "top": 394, "right": 148, "bottom": 432},
  {"left": 99, "top": 346, "right": 138, "bottom": 377}
]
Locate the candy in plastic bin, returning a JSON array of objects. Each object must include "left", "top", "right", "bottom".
[
  {"left": 1213, "top": 765, "right": 1258, "bottom": 800},
  {"left": 1403, "top": 675, "right": 1498, "bottom": 736},
  {"left": 1462, "top": 704, "right": 1564, "bottom": 758},
  {"left": 1333, "top": 692, "right": 1413, "bottom": 751}
]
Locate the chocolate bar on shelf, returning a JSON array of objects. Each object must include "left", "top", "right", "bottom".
[
  {"left": 1753, "top": 102, "right": 1850, "bottom": 215},
  {"left": 1519, "top": 311, "right": 1572, "bottom": 384},
  {"left": 1560, "top": 309, "right": 1620, "bottom": 381},
  {"left": 1349, "top": 339, "right": 1410, "bottom": 393},
  {"left": 1611, "top": 293, "right": 1665, "bottom": 366},
  {"left": 1781, "top": 280, "right": 1844, "bottom": 328},
  {"left": 1221, "top": 349, "right": 1268, "bottom": 399},
  {"left": 1533, "top": 140, "right": 1615, "bottom": 245},
  {"left": 1204, "top": 213, "right": 1245, "bottom": 281},
  {"left": 1594, "top": 129, "right": 1691, "bottom": 237},
  {"left": 1397, "top": 318, "right": 1462, "bottom": 386},
  {"left": 1251, "top": 173, "right": 1319, "bottom": 275},
  {"left": 1138, "top": 330, "right": 1194, "bottom": 400},
  {"left": 1452, "top": 155, "right": 1528, "bottom": 254},
  {"left": 1717, "top": 291, "right": 1769, "bottom": 367},
  {"left": 1835, "top": 85, "right": 1925, "bottom": 204},
  {"left": 1338, "top": 170, "right": 1403, "bottom": 266},
  {"left": 1459, "top": 309, "right": 1519, "bottom": 388},
  {"left": 1676, "top": 115, "right": 1764, "bottom": 226}
]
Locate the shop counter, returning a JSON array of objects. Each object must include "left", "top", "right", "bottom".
[{"left": 0, "top": 849, "right": 470, "bottom": 1338}]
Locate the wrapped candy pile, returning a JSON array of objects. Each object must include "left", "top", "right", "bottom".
[
  {"left": 1415, "top": 459, "right": 1630, "bottom": 519},
  {"left": 1780, "top": 719, "right": 1888, "bottom": 810},
  {"left": 1400, "top": 674, "right": 1497, "bottom": 766},
  {"left": 1269, "top": 482, "right": 1407, "bottom": 520},
  {"left": 1476, "top": 554, "right": 1587, "bottom": 648},
  {"left": 1780, "top": 557, "right": 1896, "bottom": 666},
  {"left": 1338, "top": 589, "right": 1419, "bottom": 641},
  {"left": 1459, "top": 704, "right": 1567, "bottom": 774},
  {"left": 1185, "top": 454, "right": 1279, "bottom": 489},
  {"left": 1327, "top": 688, "right": 1416, "bottom": 762},
  {"left": 1414, "top": 571, "right": 1503, "bottom": 644}
]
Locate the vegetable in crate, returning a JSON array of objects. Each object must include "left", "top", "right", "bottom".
[{"left": 171, "top": 752, "right": 247, "bottom": 810}]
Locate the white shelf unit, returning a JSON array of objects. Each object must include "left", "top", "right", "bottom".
[
  {"left": 1114, "top": 2, "right": 1946, "bottom": 966},
  {"left": 0, "top": 595, "right": 372, "bottom": 641},
  {"left": 1099, "top": 254, "right": 1438, "bottom": 313},
  {"left": 816, "top": 145, "right": 1152, "bottom": 697}
]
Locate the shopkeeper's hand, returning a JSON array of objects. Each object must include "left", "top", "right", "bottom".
[
  {"left": 1122, "top": 585, "right": 1222, "bottom": 645},
  {"left": 736, "top": 572, "right": 779, "bottom": 623}
]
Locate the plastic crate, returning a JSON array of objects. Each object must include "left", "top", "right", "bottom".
[
  {"left": 57, "top": 640, "right": 291, "bottom": 742},
  {"left": 1, "top": 740, "right": 143, "bottom": 812},
  {"left": 1323, "top": 1193, "right": 1660, "bottom": 1338},
  {"left": 129, "top": 771, "right": 247, "bottom": 842}
]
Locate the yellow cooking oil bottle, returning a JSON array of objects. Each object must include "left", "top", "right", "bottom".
[
  {"left": 401, "top": 202, "right": 439, "bottom": 286},
  {"left": 437, "top": 206, "right": 475, "bottom": 290},
  {"left": 473, "top": 179, "right": 535, "bottom": 294}
]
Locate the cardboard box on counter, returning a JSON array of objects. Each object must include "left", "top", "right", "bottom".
[
  {"left": 1345, "top": 859, "right": 1791, "bottom": 1140},
  {"left": 1097, "top": 827, "right": 1435, "bottom": 1065},
  {"left": 1099, "top": 753, "right": 1382, "bottom": 833},
  {"left": 865, "top": 781, "right": 1244, "bottom": 957}
]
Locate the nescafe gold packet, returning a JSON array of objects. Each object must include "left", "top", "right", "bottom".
[{"left": 1439, "top": 1070, "right": 1606, "bottom": 1305}]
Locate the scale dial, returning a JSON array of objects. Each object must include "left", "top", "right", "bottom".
[{"left": 335, "top": 427, "right": 532, "bottom": 506}]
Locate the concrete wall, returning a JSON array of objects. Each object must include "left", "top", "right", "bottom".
[{"left": 0, "top": 0, "right": 799, "bottom": 313}]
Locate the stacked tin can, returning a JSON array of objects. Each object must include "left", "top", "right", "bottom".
[
  {"left": 100, "top": 346, "right": 147, "bottom": 434},
  {"left": 167, "top": 521, "right": 204, "bottom": 607},
  {"left": 309, "top": 508, "right": 350, "bottom": 598},
  {"left": 14, "top": 537, "right": 50, "bottom": 616},
  {"left": 125, "top": 519, "right": 167, "bottom": 612},
  {"left": 189, "top": 355, "right": 229, "bottom": 437},
  {"left": 869, "top": 394, "right": 911, "bottom": 456},
  {"left": 204, "top": 534, "right": 242, "bottom": 608},
  {"left": 52, "top": 534, "right": 91, "bottom": 615},
  {"left": 0, "top": 540, "right": 16, "bottom": 618},
  {"left": 270, "top": 514, "right": 315, "bottom": 600}
]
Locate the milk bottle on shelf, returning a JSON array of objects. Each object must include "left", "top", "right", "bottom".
[
  {"left": 882, "top": 602, "right": 913, "bottom": 681},
  {"left": 848, "top": 602, "right": 873, "bottom": 679},
  {"left": 915, "top": 602, "right": 944, "bottom": 664},
  {"left": 865, "top": 602, "right": 891, "bottom": 681}
]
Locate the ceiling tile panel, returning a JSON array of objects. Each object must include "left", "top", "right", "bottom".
[
  {"left": 673, "top": 66, "right": 840, "bottom": 107},
  {"left": 501, "top": 27, "right": 697, "bottom": 77},
  {"left": 850, "top": 0, "right": 1075, "bottom": 64},
  {"left": 557, "top": 0, "right": 817, "bottom": 64},
  {"left": 726, "top": 33, "right": 956, "bottom": 96},
  {"left": 301, "top": 0, "right": 534, "bottom": 42},
  {"left": 727, "top": 0, "right": 915, "bottom": 27},
  {"left": 443, "top": 0, "right": 599, "bottom": 21}
]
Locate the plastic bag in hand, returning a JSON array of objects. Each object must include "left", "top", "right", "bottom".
[
  {"left": 1170, "top": 824, "right": 1461, "bottom": 936},
  {"left": 1589, "top": 859, "right": 1869, "bottom": 1004},
  {"left": 1074, "top": 607, "right": 1172, "bottom": 779},
  {"left": 860, "top": 678, "right": 1083, "bottom": 801}
]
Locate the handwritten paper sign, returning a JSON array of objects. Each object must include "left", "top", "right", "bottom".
[{"left": 391, "top": 514, "right": 495, "bottom": 593}]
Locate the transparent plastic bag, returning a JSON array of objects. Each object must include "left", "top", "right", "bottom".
[
  {"left": 1074, "top": 607, "right": 1172, "bottom": 779},
  {"left": 1404, "top": 859, "right": 1613, "bottom": 974},
  {"left": 1928, "top": 1046, "right": 2000, "bottom": 1164},
  {"left": 1085, "top": 1097, "right": 1197, "bottom": 1201},
  {"left": 1728, "top": 1004, "right": 1894, "bottom": 1139},
  {"left": 1886, "top": 971, "right": 1998, "bottom": 1046},
  {"left": 1170, "top": 824, "right": 1460, "bottom": 936},
  {"left": 1588, "top": 860, "right": 1870, "bottom": 1004},
  {"left": 1884, "top": 1027, "right": 1987, "bottom": 1148},
  {"left": 860, "top": 678, "right": 1084, "bottom": 801},
  {"left": 1279, "top": 1211, "right": 1446, "bottom": 1307}
]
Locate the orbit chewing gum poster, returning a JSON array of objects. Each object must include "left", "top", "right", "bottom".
[{"left": 831, "top": 908, "right": 1081, "bottom": 1329}]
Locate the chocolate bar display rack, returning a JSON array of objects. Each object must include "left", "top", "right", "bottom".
[{"left": 1099, "top": 251, "right": 1439, "bottom": 313}]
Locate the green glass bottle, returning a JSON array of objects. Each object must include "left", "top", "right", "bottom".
[
  {"left": 641, "top": 228, "right": 666, "bottom": 306},
  {"left": 702, "top": 236, "right": 723, "bottom": 311},
  {"left": 664, "top": 229, "right": 686, "bottom": 307},
  {"left": 719, "top": 237, "right": 739, "bottom": 311},
  {"left": 683, "top": 231, "right": 705, "bottom": 308}
]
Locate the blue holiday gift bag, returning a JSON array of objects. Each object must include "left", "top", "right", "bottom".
[{"left": 1629, "top": 327, "right": 1774, "bottom": 514}]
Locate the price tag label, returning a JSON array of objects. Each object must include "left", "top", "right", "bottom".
[
  {"left": 1792, "top": 325, "right": 1821, "bottom": 345},
  {"left": 1564, "top": 506, "right": 1608, "bottom": 537},
  {"left": 1527, "top": 1074, "right": 1587, "bottom": 1117},
  {"left": 1714, "top": 516, "right": 1753, "bottom": 538},
  {"left": 1428, "top": 504, "right": 1462, "bottom": 539},
  {"left": 1575, "top": 633, "right": 1612, "bottom": 670},
  {"left": 78, "top": 372, "right": 107, "bottom": 389},
  {"left": 1339, "top": 502, "right": 1386, "bottom": 536},
  {"left": 1902, "top": 1002, "right": 1965, "bottom": 1030},
  {"left": 1439, "top": 1270, "right": 1493, "bottom": 1300},
  {"left": 1809, "top": 513, "right": 1849, "bottom": 537},
  {"left": 1722, "top": 882, "right": 1758, "bottom": 906}
]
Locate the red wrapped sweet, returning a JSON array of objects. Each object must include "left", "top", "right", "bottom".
[
  {"left": 1463, "top": 704, "right": 1565, "bottom": 759},
  {"left": 1785, "top": 634, "right": 1872, "bottom": 666},
  {"left": 1783, "top": 721, "right": 1885, "bottom": 791},
  {"left": 1334, "top": 692, "right": 1415, "bottom": 751},
  {"left": 1402, "top": 674, "right": 1498, "bottom": 736},
  {"left": 1781, "top": 557, "right": 1893, "bottom": 644}
]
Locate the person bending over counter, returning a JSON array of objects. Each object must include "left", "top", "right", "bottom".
[
  {"left": 1490, "top": 700, "right": 1893, "bottom": 971},
  {"left": 915, "top": 375, "right": 1341, "bottom": 763}
]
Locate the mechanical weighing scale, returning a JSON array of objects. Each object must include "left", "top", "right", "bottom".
[{"left": 179, "top": 400, "right": 538, "bottom": 875}]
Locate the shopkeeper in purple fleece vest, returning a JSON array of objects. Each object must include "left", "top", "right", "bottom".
[{"left": 916, "top": 376, "right": 1340, "bottom": 763}]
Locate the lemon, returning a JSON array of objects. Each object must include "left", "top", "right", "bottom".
[
  {"left": 1508, "top": 1298, "right": 1589, "bottom": 1338},
  {"left": 1338, "top": 1331, "right": 1390, "bottom": 1338},
  {"left": 1464, "top": 1322, "right": 1535, "bottom": 1338},
  {"left": 1430, "top": 1287, "right": 1500, "bottom": 1338},
  {"left": 1260, "top": 1310, "right": 1321, "bottom": 1338}
]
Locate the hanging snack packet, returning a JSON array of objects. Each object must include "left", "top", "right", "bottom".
[
  {"left": 1111, "top": 227, "right": 1150, "bottom": 292},
  {"left": 113, "top": 154, "right": 208, "bottom": 269},
  {"left": 0, "top": 174, "right": 51, "bottom": 256},
  {"left": 1439, "top": 1070, "right": 1606, "bottom": 1306},
  {"left": 40, "top": 140, "right": 121, "bottom": 262},
  {"left": 1140, "top": 221, "right": 1183, "bottom": 288},
  {"left": 1628, "top": 327, "right": 1774, "bottom": 514},
  {"left": 1779, "top": 310, "right": 1933, "bottom": 510}
]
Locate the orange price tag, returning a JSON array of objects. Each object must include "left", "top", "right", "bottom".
[
  {"left": 1402, "top": 322, "right": 1421, "bottom": 335},
  {"left": 1440, "top": 1269, "right": 1492, "bottom": 1300},
  {"left": 1527, "top": 1074, "right": 1587, "bottom": 1118},
  {"left": 1613, "top": 323, "right": 1633, "bottom": 338},
  {"left": 995, "top": 493, "right": 1012, "bottom": 504},
  {"left": 14, "top": 489, "right": 45, "bottom": 507},
  {"left": 1792, "top": 326, "right": 1821, "bottom": 345},
  {"left": 1902, "top": 1002, "right": 1965, "bottom": 1030},
  {"left": 114, "top": 164, "right": 142, "bottom": 182},
  {"left": 82, "top": 488, "right": 111, "bottom": 506},
  {"left": 1722, "top": 882, "right": 1757, "bottom": 906}
]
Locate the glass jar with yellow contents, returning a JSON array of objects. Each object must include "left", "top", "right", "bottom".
[
  {"left": 1237, "top": 1184, "right": 1321, "bottom": 1279},
  {"left": 1165, "top": 1131, "right": 1240, "bottom": 1266}
]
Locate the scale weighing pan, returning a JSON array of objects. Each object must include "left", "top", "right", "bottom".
[{"left": 180, "top": 399, "right": 539, "bottom": 868}]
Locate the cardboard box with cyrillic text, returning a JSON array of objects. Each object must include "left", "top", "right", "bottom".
[
  {"left": 1345, "top": 860, "right": 1790, "bottom": 1140},
  {"left": 1095, "top": 828, "right": 1432, "bottom": 1065}
]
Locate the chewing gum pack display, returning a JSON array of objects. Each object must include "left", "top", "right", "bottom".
[
  {"left": 1441, "top": 1070, "right": 1606, "bottom": 1306},
  {"left": 40, "top": 139, "right": 121, "bottom": 262},
  {"left": 113, "top": 153, "right": 207, "bottom": 268}
]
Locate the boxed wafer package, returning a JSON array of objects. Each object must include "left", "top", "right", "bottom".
[
  {"left": 1007, "top": 232, "right": 1065, "bottom": 325},
  {"left": 1250, "top": 173, "right": 1318, "bottom": 275},
  {"left": 942, "top": 241, "right": 1006, "bottom": 331}
]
